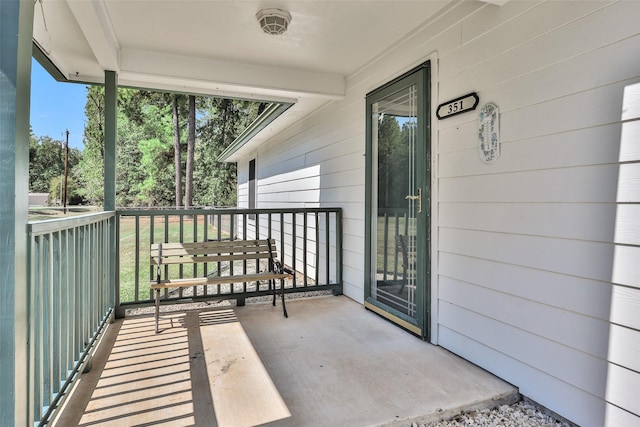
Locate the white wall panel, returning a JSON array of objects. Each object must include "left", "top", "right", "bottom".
[
  {"left": 458, "top": 1, "right": 541, "bottom": 45},
  {"left": 438, "top": 325, "right": 608, "bottom": 427},
  {"left": 610, "top": 286, "right": 640, "bottom": 331},
  {"left": 612, "top": 245, "right": 640, "bottom": 289},
  {"left": 440, "top": 276, "right": 611, "bottom": 360},
  {"left": 605, "top": 363, "right": 640, "bottom": 418},
  {"left": 440, "top": 228, "right": 614, "bottom": 282},
  {"left": 500, "top": 81, "right": 633, "bottom": 143},
  {"left": 443, "top": 2, "right": 639, "bottom": 101},
  {"left": 617, "top": 163, "right": 640, "bottom": 202},
  {"left": 441, "top": 1, "right": 605, "bottom": 77},
  {"left": 621, "top": 81, "right": 640, "bottom": 121},
  {"left": 439, "top": 202, "right": 617, "bottom": 242},
  {"left": 614, "top": 204, "right": 640, "bottom": 245},
  {"left": 440, "top": 164, "right": 620, "bottom": 203},
  {"left": 438, "top": 252, "right": 613, "bottom": 321},
  {"left": 439, "top": 123, "right": 623, "bottom": 178},
  {"left": 604, "top": 403, "right": 640, "bottom": 427},
  {"left": 619, "top": 120, "right": 640, "bottom": 162},
  {"left": 608, "top": 323, "right": 640, "bottom": 374},
  {"left": 439, "top": 302, "right": 609, "bottom": 399}
]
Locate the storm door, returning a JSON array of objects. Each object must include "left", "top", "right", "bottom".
[{"left": 365, "top": 63, "right": 430, "bottom": 338}]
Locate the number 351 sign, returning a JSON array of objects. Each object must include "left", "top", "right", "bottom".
[{"left": 436, "top": 92, "right": 479, "bottom": 120}]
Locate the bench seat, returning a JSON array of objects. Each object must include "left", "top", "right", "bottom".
[{"left": 151, "top": 238, "right": 292, "bottom": 332}]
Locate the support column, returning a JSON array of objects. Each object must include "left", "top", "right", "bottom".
[
  {"left": 0, "top": 1, "right": 34, "bottom": 426},
  {"left": 104, "top": 70, "right": 117, "bottom": 211},
  {"left": 104, "top": 71, "right": 118, "bottom": 313}
]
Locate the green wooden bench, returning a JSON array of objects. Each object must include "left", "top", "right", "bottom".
[{"left": 150, "top": 238, "right": 292, "bottom": 333}]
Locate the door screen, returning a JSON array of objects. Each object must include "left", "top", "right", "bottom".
[{"left": 365, "top": 63, "right": 429, "bottom": 337}]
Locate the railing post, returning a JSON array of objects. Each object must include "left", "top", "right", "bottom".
[{"left": 335, "top": 209, "right": 343, "bottom": 295}]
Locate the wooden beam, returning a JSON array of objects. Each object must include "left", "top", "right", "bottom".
[
  {"left": 119, "top": 47, "right": 345, "bottom": 101},
  {"left": 66, "top": 0, "right": 120, "bottom": 71}
]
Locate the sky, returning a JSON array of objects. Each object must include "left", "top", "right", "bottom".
[{"left": 30, "top": 59, "right": 88, "bottom": 150}]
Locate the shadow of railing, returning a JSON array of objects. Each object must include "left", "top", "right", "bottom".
[{"left": 57, "top": 308, "right": 291, "bottom": 427}]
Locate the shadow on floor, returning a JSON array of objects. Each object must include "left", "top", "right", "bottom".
[{"left": 54, "top": 296, "right": 517, "bottom": 427}]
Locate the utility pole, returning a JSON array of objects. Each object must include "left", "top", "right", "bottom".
[{"left": 63, "top": 129, "right": 69, "bottom": 214}]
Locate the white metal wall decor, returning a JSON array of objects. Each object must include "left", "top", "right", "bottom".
[{"left": 478, "top": 103, "right": 500, "bottom": 163}]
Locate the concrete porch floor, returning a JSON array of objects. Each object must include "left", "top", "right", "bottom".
[{"left": 54, "top": 295, "right": 518, "bottom": 427}]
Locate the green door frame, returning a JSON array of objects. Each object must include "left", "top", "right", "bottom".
[{"left": 364, "top": 61, "right": 431, "bottom": 340}]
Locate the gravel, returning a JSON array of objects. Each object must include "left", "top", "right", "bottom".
[
  {"left": 125, "top": 289, "right": 333, "bottom": 316},
  {"left": 416, "top": 400, "right": 572, "bottom": 427}
]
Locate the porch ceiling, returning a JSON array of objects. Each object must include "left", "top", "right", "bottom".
[{"left": 34, "top": 0, "right": 450, "bottom": 155}]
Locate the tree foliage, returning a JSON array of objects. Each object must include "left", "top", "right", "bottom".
[
  {"left": 29, "top": 132, "right": 82, "bottom": 203},
  {"left": 76, "top": 86, "right": 106, "bottom": 204},
  {"left": 193, "top": 99, "right": 264, "bottom": 207},
  {"left": 76, "top": 86, "right": 264, "bottom": 208}
]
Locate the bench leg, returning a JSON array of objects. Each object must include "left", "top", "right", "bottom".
[
  {"left": 280, "top": 279, "right": 288, "bottom": 318},
  {"left": 270, "top": 279, "right": 288, "bottom": 318},
  {"left": 272, "top": 279, "right": 277, "bottom": 307},
  {"left": 155, "top": 289, "right": 160, "bottom": 334}
]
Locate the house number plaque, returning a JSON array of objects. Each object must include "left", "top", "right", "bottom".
[{"left": 436, "top": 92, "right": 479, "bottom": 119}]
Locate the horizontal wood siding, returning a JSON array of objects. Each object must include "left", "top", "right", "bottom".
[
  {"left": 234, "top": 1, "right": 640, "bottom": 425},
  {"left": 436, "top": 1, "right": 640, "bottom": 425}
]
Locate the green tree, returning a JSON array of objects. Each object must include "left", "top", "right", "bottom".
[
  {"left": 29, "top": 133, "right": 82, "bottom": 196},
  {"left": 77, "top": 85, "right": 264, "bottom": 208},
  {"left": 172, "top": 95, "right": 183, "bottom": 208},
  {"left": 49, "top": 175, "right": 83, "bottom": 205},
  {"left": 377, "top": 114, "right": 404, "bottom": 208},
  {"left": 193, "top": 99, "right": 263, "bottom": 207},
  {"left": 185, "top": 95, "right": 196, "bottom": 208},
  {"left": 115, "top": 110, "right": 146, "bottom": 207},
  {"left": 76, "top": 85, "right": 105, "bottom": 204},
  {"left": 138, "top": 137, "right": 173, "bottom": 205}
]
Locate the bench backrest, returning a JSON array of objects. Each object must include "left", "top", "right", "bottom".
[{"left": 150, "top": 239, "right": 279, "bottom": 266}]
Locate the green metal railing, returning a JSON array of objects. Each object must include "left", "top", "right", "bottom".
[
  {"left": 116, "top": 208, "right": 342, "bottom": 313},
  {"left": 377, "top": 208, "right": 412, "bottom": 283},
  {"left": 25, "top": 207, "right": 342, "bottom": 424},
  {"left": 27, "top": 212, "right": 116, "bottom": 426}
]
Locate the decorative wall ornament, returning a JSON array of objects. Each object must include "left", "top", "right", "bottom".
[{"left": 478, "top": 103, "right": 500, "bottom": 163}]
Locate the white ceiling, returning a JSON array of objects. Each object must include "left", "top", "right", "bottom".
[
  {"left": 35, "top": 0, "right": 451, "bottom": 96},
  {"left": 33, "top": 0, "right": 452, "bottom": 157}
]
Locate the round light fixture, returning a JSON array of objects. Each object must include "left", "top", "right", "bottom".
[{"left": 256, "top": 8, "right": 292, "bottom": 35}]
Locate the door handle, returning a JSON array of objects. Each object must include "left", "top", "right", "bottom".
[{"left": 405, "top": 187, "right": 422, "bottom": 213}]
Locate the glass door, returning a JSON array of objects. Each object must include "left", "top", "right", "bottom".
[{"left": 365, "top": 63, "right": 430, "bottom": 338}]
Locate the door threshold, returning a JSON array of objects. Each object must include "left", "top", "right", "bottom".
[{"left": 365, "top": 301, "right": 422, "bottom": 337}]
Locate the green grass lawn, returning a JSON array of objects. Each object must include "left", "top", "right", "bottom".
[
  {"left": 118, "top": 215, "right": 231, "bottom": 303},
  {"left": 28, "top": 206, "right": 100, "bottom": 221}
]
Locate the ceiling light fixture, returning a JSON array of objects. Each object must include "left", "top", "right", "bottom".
[{"left": 256, "top": 8, "right": 292, "bottom": 35}]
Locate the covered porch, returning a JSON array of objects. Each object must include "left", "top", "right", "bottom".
[
  {"left": 5, "top": 1, "right": 640, "bottom": 426},
  {"left": 25, "top": 206, "right": 519, "bottom": 426},
  {"left": 53, "top": 296, "right": 517, "bottom": 427}
]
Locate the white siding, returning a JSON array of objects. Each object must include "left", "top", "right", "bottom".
[{"left": 234, "top": 1, "right": 640, "bottom": 425}]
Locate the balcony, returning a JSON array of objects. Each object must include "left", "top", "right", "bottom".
[{"left": 28, "top": 208, "right": 516, "bottom": 426}]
